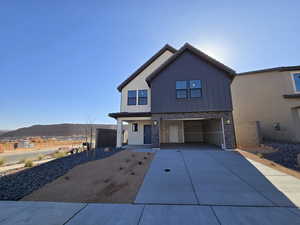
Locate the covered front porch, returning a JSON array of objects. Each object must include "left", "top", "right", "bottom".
[{"left": 109, "top": 112, "right": 153, "bottom": 148}]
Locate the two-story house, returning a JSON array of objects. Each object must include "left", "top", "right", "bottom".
[
  {"left": 109, "top": 43, "right": 236, "bottom": 149},
  {"left": 232, "top": 66, "right": 300, "bottom": 144}
]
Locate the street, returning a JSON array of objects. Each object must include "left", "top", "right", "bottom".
[{"left": 0, "top": 149, "right": 58, "bottom": 165}]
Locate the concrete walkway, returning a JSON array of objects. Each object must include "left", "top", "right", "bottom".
[{"left": 1, "top": 149, "right": 300, "bottom": 224}]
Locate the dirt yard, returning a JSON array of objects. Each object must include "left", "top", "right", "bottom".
[{"left": 22, "top": 150, "right": 154, "bottom": 203}]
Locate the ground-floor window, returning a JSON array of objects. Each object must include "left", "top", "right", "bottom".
[{"left": 132, "top": 123, "right": 138, "bottom": 132}]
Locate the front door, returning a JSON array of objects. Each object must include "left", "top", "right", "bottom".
[{"left": 144, "top": 125, "right": 152, "bottom": 144}]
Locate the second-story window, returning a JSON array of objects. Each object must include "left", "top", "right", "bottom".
[
  {"left": 128, "top": 90, "right": 137, "bottom": 105},
  {"left": 176, "top": 80, "right": 202, "bottom": 99},
  {"left": 190, "top": 80, "right": 202, "bottom": 98},
  {"left": 293, "top": 73, "right": 300, "bottom": 92},
  {"left": 176, "top": 81, "right": 188, "bottom": 99},
  {"left": 138, "top": 90, "right": 148, "bottom": 105}
]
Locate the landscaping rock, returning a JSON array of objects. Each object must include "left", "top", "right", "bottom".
[
  {"left": 262, "top": 141, "right": 300, "bottom": 171},
  {"left": 0, "top": 148, "right": 122, "bottom": 201}
]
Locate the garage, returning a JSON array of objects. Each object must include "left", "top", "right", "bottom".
[
  {"left": 184, "top": 119, "right": 224, "bottom": 147},
  {"left": 160, "top": 119, "right": 225, "bottom": 148}
]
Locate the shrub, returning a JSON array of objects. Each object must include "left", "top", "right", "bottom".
[
  {"left": 37, "top": 154, "right": 44, "bottom": 161},
  {"left": 24, "top": 160, "right": 33, "bottom": 167},
  {"left": 54, "top": 151, "right": 67, "bottom": 159},
  {"left": 257, "top": 153, "right": 264, "bottom": 158},
  {"left": 0, "top": 158, "right": 5, "bottom": 166}
]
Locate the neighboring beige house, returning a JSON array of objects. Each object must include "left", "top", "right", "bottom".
[{"left": 232, "top": 66, "right": 300, "bottom": 146}]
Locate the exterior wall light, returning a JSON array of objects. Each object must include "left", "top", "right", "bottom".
[
  {"left": 273, "top": 122, "right": 280, "bottom": 131},
  {"left": 153, "top": 120, "right": 158, "bottom": 126},
  {"left": 225, "top": 119, "right": 231, "bottom": 125}
]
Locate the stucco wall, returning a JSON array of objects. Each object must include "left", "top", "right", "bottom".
[
  {"left": 127, "top": 120, "right": 152, "bottom": 145},
  {"left": 234, "top": 121, "right": 261, "bottom": 147},
  {"left": 232, "top": 71, "right": 300, "bottom": 143},
  {"left": 120, "top": 50, "right": 174, "bottom": 113}
]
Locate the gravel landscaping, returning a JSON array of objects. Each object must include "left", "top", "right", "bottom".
[
  {"left": 262, "top": 141, "right": 300, "bottom": 171},
  {"left": 0, "top": 148, "right": 122, "bottom": 200}
]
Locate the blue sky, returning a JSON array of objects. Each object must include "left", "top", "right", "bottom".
[{"left": 1, "top": 0, "right": 300, "bottom": 130}]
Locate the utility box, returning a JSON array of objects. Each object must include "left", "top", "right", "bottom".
[{"left": 95, "top": 128, "right": 117, "bottom": 148}]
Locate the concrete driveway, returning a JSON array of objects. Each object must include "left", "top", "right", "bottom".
[
  {"left": 136, "top": 149, "right": 300, "bottom": 207},
  {"left": 0, "top": 148, "right": 300, "bottom": 224}
]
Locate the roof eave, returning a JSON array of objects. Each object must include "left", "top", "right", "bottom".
[
  {"left": 117, "top": 44, "right": 177, "bottom": 92},
  {"left": 146, "top": 43, "right": 236, "bottom": 86},
  {"left": 238, "top": 65, "right": 300, "bottom": 76}
]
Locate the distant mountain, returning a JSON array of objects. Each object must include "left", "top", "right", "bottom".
[
  {"left": 0, "top": 130, "right": 9, "bottom": 136},
  {"left": 0, "top": 124, "right": 116, "bottom": 138}
]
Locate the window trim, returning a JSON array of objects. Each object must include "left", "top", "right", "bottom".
[
  {"left": 127, "top": 90, "right": 137, "bottom": 105},
  {"left": 138, "top": 89, "right": 148, "bottom": 105},
  {"left": 291, "top": 71, "right": 300, "bottom": 93}
]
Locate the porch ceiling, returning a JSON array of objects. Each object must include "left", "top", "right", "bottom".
[
  {"left": 109, "top": 112, "right": 151, "bottom": 119},
  {"left": 162, "top": 118, "right": 218, "bottom": 121}
]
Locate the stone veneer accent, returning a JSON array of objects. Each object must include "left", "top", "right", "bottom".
[{"left": 151, "top": 111, "right": 236, "bottom": 149}]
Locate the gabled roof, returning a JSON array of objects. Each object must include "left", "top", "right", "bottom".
[
  {"left": 238, "top": 66, "right": 300, "bottom": 76},
  {"left": 117, "top": 44, "right": 177, "bottom": 92},
  {"left": 146, "top": 43, "right": 236, "bottom": 85}
]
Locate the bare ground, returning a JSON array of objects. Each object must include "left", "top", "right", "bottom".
[{"left": 22, "top": 150, "right": 154, "bottom": 203}]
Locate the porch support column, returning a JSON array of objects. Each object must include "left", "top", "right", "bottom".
[
  {"left": 116, "top": 118, "right": 123, "bottom": 148},
  {"left": 151, "top": 115, "right": 161, "bottom": 148}
]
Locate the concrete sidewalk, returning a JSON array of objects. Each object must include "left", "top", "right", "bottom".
[{"left": 0, "top": 201, "right": 299, "bottom": 225}]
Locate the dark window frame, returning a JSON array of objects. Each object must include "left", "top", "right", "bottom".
[
  {"left": 127, "top": 90, "right": 137, "bottom": 105},
  {"left": 138, "top": 89, "right": 148, "bottom": 105},
  {"left": 175, "top": 80, "right": 202, "bottom": 99},
  {"left": 190, "top": 80, "right": 202, "bottom": 98},
  {"left": 176, "top": 80, "right": 188, "bottom": 99}
]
